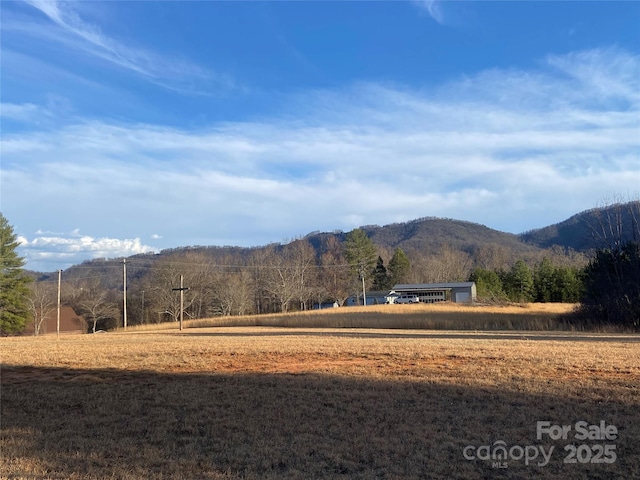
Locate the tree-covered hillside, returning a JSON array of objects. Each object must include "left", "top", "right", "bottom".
[
  {"left": 22, "top": 202, "right": 640, "bottom": 332},
  {"left": 520, "top": 201, "right": 640, "bottom": 252}
]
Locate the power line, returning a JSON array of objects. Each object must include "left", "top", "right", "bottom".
[{"left": 60, "top": 259, "right": 353, "bottom": 271}]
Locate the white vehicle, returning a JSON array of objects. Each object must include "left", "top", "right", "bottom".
[{"left": 394, "top": 294, "right": 420, "bottom": 304}]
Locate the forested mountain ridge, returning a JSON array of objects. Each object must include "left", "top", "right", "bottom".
[
  {"left": 23, "top": 202, "right": 638, "bottom": 328},
  {"left": 359, "top": 217, "right": 539, "bottom": 257},
  {"left": 31, "top": 201, "right": 639, "bottom": 280},
  {"left": 519, "top": 201, "right": 640, "bottom": 252}
]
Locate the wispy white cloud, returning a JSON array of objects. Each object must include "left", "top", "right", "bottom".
[
  {"left": 17, "top": 232, "right": 157, "bottom": 271},
  {"left": 0, "top": 102, "right": 48, "bottom": 122},
  {"left": 16, "top": 0, "right": 234, "bottom": 95},
  {"left": 414, "top": 0, "right": 446, "bottom": 25},
  {"left": 546, "top": 48, "right": 640, "bottom": 108},
  {"left": 3, "top": 47, "right": 639, "bottom": 270},
  {"left": 0, "top": 96, "right": 73, "bottom": 127}
]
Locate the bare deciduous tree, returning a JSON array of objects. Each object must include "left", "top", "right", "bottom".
[
  {"left": 180, "top": 251, "right": 215, "bottom": 319},
  {"left": 473, "top": 243, "right": 513, "bottom": 272},
  {"left": 410, "top": 246, "right": 472, "bottom": 284},
  {"left": 318, "top": 236, "right": 351, "bottom": 306},
  {"left": 28, "top": 281, "right": 57, "bottom": 335},
  {"left": 248, "top": 248, "right": 276, "bottom": 314},
  {"left": 588, "top": 200, "right": 640, "bottom": 250},
  {"left": 289, "top": 239, "right": 317, "bottom": 310},
  {"left": 212, "top": 268, "right": 253, "bottom": 316},
  {"left": 77, "top": 291, "right": 119, "bottom": 333},
  {"left": 147, "top": 257, "right": 199, "bottom": 323}
]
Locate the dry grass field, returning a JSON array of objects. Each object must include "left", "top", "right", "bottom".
[
  {"left": 136, "top": 302, "right": 593, "bottom": 332},
  {"left": 2, "top": 304, "right": 639, "bottom": 479}
]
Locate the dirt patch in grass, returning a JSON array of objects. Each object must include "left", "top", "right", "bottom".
[{"left": 2, "top": 328, "right": 639, "bottom": 479}]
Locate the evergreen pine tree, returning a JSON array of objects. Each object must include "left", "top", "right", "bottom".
[
  {"left": 581, "top": 241, "right": 640, "bottom": 328},
  {"left": 505, "top": 260, "right": 534, "bottom": 303},
  {"left": 388, "top": 248, "right": 410, "bottom": 286},
  {"left": 0, "top": 213, "right": 32, "bottom": 334},
  {"left": 372, "top": 256, "right": 390, "bottom": 291},
  {"left": 534, "top": 257, "right": 555, "bottom": 302},
  {"left": 552, "top": 266, "right": 582, "bottom": 303},
  {"left": 344, "top": 229, "right": 377, "bottom": 303},
  {"left": 469, "top": 267, "right": 506, "bottom": 302}
]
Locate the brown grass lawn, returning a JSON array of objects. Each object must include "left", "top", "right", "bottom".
[
  {"left": 2, "top": 312, "right": 639, "bottom": 479},
  {"left": 165, "top": 302, "right": 588, "bottom": 332}
]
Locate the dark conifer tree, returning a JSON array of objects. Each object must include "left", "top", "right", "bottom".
[
  {"left": 0, "top": 213, "right": 32, "bottom": 334},
  {"left": 372, "top": 256, "right": 390, "bottom": 291}
]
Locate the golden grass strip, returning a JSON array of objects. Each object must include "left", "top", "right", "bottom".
[{"left": 120, "top": 302, "right": 611, "bottom": 334}]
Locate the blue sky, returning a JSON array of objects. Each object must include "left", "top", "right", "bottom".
[{"left": 1, "top": 1, "right": 639, "bottom": 272}]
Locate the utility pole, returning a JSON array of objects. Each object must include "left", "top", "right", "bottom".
[
  {"left": 123, "top": 259, "right": 128, "bottom": 330},
  {"left": 172, "top": 275, "right": 189, "bottom": 331},
  {"left": 179, "top": 274, "right": 183, "bottom": 331},
  {"left": 56, "top": 269, "right": 61, "bottom": 337},
  {"left": 358, "top": 263, "right": 367, "bottom": 307}
]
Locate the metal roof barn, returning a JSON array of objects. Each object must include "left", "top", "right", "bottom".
[{"left": 391, "top": 282, "right": 477, "bottom": 303}]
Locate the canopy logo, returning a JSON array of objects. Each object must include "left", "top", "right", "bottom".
[{"left": 463, "top": 441, "right": 553, "bottom": 468}]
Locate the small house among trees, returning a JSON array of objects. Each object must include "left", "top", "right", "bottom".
[{"left": 345, "top": 290, "right": 394, "bottom": 306}]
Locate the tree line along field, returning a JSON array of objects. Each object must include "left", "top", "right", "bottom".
[
  {"left": 14, "top": 201, "right": 639, "bottom": 336},
  {"left": 2, "top": 305, "right": 639, "bottom": 479},
  {"left": 130, "top": 302, "right": 630, "bottom": 333},
  {"left": 34, "top": 242, "right": 586, "bottom": 331}
]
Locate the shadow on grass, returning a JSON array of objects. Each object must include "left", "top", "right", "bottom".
[
  {"left": 183, "top": 309, "right": 633, "bottom": 334},
  {"left": 2, "top": 365, "right": 638, "bottom": 480},
  {"left": 178, "top": 330, "right": 640, "bottom": 343}
]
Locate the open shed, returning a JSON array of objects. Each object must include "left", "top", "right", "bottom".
[{"left": 390, "top": 282, "right": 477, "bottom": 303}]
